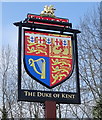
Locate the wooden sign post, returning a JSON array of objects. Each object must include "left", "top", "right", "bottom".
[{"left": 45, "top": 101, "right": 56, "bottom": 119}]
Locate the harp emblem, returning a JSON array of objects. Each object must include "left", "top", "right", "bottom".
[
  {"left": 28, "top": 58, "right": 46, "bottom": 79},
  {"left": 24, "top": 30, "right": 74, "bottom": 88}
]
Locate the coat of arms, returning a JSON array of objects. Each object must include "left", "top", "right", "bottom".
[{"left": 24, "top": 30, "right": 73, "bottom": 88}]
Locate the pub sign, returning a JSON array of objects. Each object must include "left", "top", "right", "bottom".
[{"left": 14, "top": 5, "right": 81, "bottom": 104}]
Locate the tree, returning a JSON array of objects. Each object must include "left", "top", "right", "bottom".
[
  {"left": 0, "top": 45, "right": 44, "bottom": 118},
  {"left": 93, "top": 96, "right": 102, "bottom": 118},
  {"left": 2, "top": 106, "right": 8, "bottom": 120},
  {"left": 58, "top": 3, "right": 101, "bottom": 119},
  {"left": 92, "top": 2, "right": 102, "bottom": 119},
  {"left": 0, "top": 45, "right": 18, "bottom": 119},
  {"left": 76, "top": 3, "right": 101, "bottom": 118}
]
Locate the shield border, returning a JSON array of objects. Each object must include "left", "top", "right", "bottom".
[{"left": 23, "top": 29, "right": 75, "bottom": 89}]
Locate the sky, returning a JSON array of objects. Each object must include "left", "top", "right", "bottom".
[
  {"left": 1, "top": 2, "right": 99, "bottom": 48},
  {"left": 0, "top": 1, "right": 100, "bottom": 117}
]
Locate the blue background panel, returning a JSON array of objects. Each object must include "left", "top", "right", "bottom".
[{"left": 24, "top": 55, "right": 50, "bottom": 86}]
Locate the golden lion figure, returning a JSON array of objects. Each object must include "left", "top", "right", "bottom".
[{"left": 41, "top": 5, "right": 56, "bottom": 17}]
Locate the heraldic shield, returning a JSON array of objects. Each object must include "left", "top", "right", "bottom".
[{"left": 24, "top": 29, "right": 74, "bottom": 88}]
